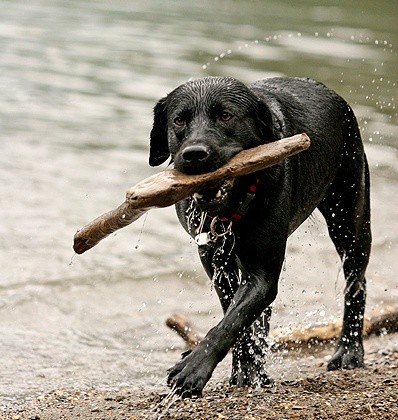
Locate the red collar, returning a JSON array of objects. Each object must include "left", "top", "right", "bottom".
[{"left": 213, "top": 178, "right": 260, "bottom": 222}]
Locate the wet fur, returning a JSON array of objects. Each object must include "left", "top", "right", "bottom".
[{"left": 149, "top": 76, "right": 371, "bottom": 397}]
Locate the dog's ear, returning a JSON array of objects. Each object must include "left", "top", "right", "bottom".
[
  {"left": 254, "top": 100, "right": 284, "bottom": 141},
  {"left": 149, "top": 97, "right": 170, "bottom": 166}
]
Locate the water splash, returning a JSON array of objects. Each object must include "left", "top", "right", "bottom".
[
  {"left": 134, "top": 212, "right": 148, "bottom": 250},
  {"left": 153, "top": 386, "right": 181, "bottom": 419},
  {"left": 69, "top": 253, "right": 77, "bottom": 266},
  {"left": 335, "top": 252, "right": 347, "bottom": 295},
  {"left": 210, "top": 228, "right": 236, "bottom": 292},
  {"left": 200, "top": 30, "right": 396, "bottom": 147}
]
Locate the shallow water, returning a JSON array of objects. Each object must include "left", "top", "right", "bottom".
[{"left": 0, "top": 0, "right": 397, "bottom": 402}]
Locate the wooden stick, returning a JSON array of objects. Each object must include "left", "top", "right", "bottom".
[
  {"left": 73, "top": 133, "right": 310, "bottom": 254},
  {"left": 165, "top": 307, "right": 398, "bottom": 350},
  {"left": 166, "top": 313, "right": 201, "bottom": 348},
  {"left": 271, "top": 308, "right": 398, "bottom": 349}
]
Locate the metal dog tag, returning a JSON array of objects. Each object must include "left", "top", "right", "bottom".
[{"left": 195, "top": 232, "right": 211, "bottom": 246}]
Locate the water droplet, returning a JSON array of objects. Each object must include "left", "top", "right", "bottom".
[{"left": 69, "top": 253, "right": 76, "bottom": 266}]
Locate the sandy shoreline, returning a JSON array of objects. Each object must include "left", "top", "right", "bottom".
[{"left": 2, "top": 333, "right": 397, "bottom": 420}]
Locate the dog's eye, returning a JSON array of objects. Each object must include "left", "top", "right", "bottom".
[
  {"left": 219, "top": 111, "right": 233, "bottom": 122},
  {"left": 174, "top": 117, "right": 186, "bottom": 127}
]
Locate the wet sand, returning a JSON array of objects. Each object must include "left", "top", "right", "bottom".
[{"left": 3, "top": 333, "right": 397, "bottom": 420}]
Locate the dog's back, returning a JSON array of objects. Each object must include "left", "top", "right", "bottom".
[{"left": 249, "top": 77, "right": 368, "bottom": 232}]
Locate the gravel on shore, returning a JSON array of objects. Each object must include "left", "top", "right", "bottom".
[{"left": 2, "top": 334, "right": 397, "bottom": 420}]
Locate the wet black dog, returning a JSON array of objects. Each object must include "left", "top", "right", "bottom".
[{"left": 149, "top": 76, "right": 371, "bottom": 397}]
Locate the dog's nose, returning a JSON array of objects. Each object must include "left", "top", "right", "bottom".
[{"left": 181, "top": 145, "right": 209, "bottom": 163}]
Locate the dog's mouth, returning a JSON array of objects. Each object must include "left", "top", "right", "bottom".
[{"left": 193, "top": 179, "right": 234, "bottom": 212}]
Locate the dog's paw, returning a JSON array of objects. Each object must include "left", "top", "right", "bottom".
[
  {"left": 167, "top": 348, "right": 216, "bottom": 398},
  {"left": 327, "top": 341, "right": 364, "bottom": 371}
]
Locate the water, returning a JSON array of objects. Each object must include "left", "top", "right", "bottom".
[{"left": 1, "top": 0, "right": 397, "bottom": 402}]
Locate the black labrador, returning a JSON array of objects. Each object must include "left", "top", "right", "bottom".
[{"left": 149, "top": 76, "right": 371, "bottom": 397}]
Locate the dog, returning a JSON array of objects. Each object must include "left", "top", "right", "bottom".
[{"left": 149, "top": 76, "right": 371, "bottom": 397}]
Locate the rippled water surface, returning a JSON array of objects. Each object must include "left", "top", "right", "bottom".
[{"left": 1, "top": 0, "right": 397, "bottom": 402}]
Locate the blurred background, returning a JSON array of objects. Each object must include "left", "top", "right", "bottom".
[{"left": 0, "top": 0, "right": 397, "bottom": 402}]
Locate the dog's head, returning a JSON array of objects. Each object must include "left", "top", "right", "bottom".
[{"left": 149, "top": 76, "right": 275, "bottom": 212}]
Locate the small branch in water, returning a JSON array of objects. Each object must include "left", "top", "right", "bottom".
[
  {"left": 166, "top": 306, "right": 398, "bottom": 350},
  {"left": 165, "top": 313, "right": 202, "bottom": 348}
]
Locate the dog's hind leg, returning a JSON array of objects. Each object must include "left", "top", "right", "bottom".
[
  {"left": 229, "top": 306, "right": 273, "bottom": 387},
  {"left": 318, "top": 122, "right": 371, "bottom": 370}
]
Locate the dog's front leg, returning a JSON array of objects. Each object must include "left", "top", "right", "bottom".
[{"left": 167, "top": 266, "right": 279, "bottom": 397}]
